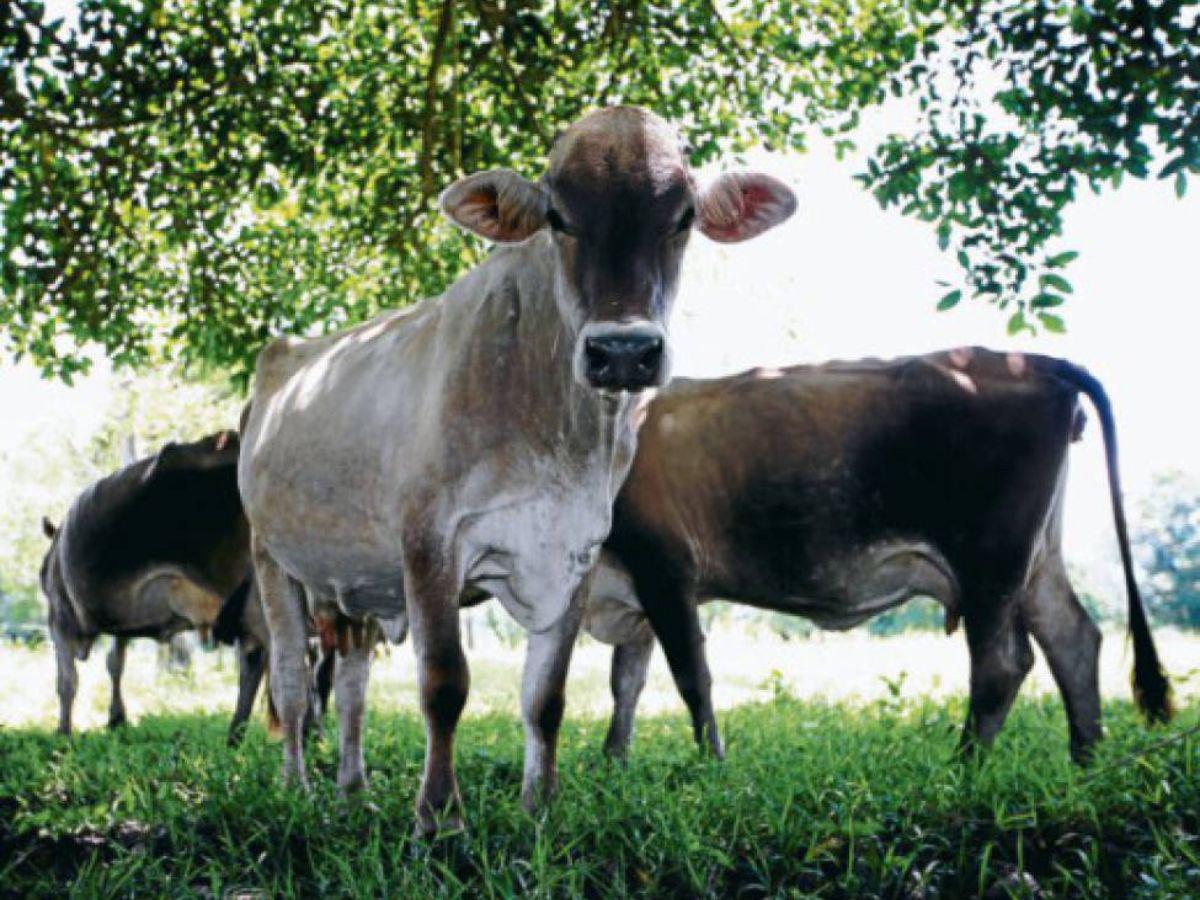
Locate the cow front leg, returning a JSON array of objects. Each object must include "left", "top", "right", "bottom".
[
  {"left": 603, "top": 625, "right": 655, "bottom": 759},
  {"left": 406, "top": 555, "right": 469, "bottom": 836},
  {"left": 106, "top": 636, "right": 129, "bottom": 728},
  {"left": 520, "top": 597, "right": 583, "bottom": 812},
  {"left": 253, "top": 535, "right": 311, "bottom": 788},
  {"left": 960, "top": 600, "right": 1035, "bottom": 757},
  {"left": 52, "top": 628, "right": 79, "bottom": 737},
  {"left": 228, "top": 644, "right": 266, "bottom": 747},
  {"left": 334, "top": 621, "right": 373, "bottom": 794},
  {"left": 641, "top": 587, "right": 723, "bottom": 759}
]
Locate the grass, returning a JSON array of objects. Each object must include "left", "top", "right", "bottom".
[{"left": 1, "top": 689, "right": 1197, "bottom": 898}]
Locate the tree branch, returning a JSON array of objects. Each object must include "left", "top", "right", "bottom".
[{"left": 419, "top": 0, "right": 456, "bottom": 198}]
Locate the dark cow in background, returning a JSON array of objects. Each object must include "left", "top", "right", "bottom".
[
  {"left": 581, "top": 348, "right": 1173, "bottom": 762},
  {"left": 238, "top": 105, "right": 796, "bottom": 833},
  {"left": 39, "top": 431, "right": 249, "bottom": 734}
]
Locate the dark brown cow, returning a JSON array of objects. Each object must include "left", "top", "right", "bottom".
[
  {"left": 581, "top": 348, "right": 1173, "bottom": 761},
  {"left": 39, "top": 432, "right": 249, "bottom": 734}
]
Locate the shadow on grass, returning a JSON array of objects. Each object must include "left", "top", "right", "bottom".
[{"left": 1, "top": 697, "right": 1196, "bottom": 898}]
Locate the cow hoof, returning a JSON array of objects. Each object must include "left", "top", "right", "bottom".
[
  {"left": 107, "top": 717, "right": 127, "bottom": 730},
  {"left": 602, "top": 733, "right": 632, "bottom": 762},
  {"left": 520, "top": 778, "right": 558, "bottom": 814},
  {"left": 412, "top": 810, "right": 466, "bottom": 841},
  {"left": 337, "top": 774, "right": 369, "bottom": 797}
]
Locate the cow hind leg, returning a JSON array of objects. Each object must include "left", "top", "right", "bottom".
[
  {"left": 313, "top": 643, "right": 336, "bottom": 728},
  {"left": 1022, "top": 561, "right": 1103, "bottom": 763},
  {"left": 106, "top": 636, "right": 129, "bottom": 728},
  {"left": 960, "top": 599, "right": 1035, "bottom": 757},
  {"left": 520, "top": 596, "right": 583, "bottom": 812},
  {"left": 603, "top": 625, "right": 655, "bottom": 760},
  {"left": 334, "top": 622, "right": 372, "bottom": 794},
  {"left": 228, "top": 644, "right": 266, "bottom": 747},
  {"left": 253, "top": 536, "right": 311, "bottom": 788},
  {"left": 52, "top": 629, "right": 79, "bottom": 737}
]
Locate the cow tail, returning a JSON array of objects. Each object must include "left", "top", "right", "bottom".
[
  {"left": 1055, "top": 360, "right": 1173, "bottom": 724},
  {"left": 212, "top": 575, "right": 252, "bottom": 646}
]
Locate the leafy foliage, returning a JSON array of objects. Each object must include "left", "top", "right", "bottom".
[
  {"left": 3, "top": 1, "right": 1195, "bottom": 379},
  {"left": 861, "top": 0, "right": 1200, "bottom": 337},
  {"left": 1136, "top": 471, "right": 1200, "bottom": 630}
]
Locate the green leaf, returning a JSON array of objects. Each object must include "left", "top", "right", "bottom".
[
  {"left": 937, "top": 289, "right": 962, "bottom": 311},
  {"left": 1176, "top": 172, "right": 1187, "bottom": 199},
  {"left": 1037, "top": 312, "right": 1066, "bottom": 333},
  {"left": 1046, "top": 251, "right": 1079, "bottom": 268},
  {"left": 1038, "top": 273, "right": 1073, "bottom": 294},
  {"left": 1031, "top": 292, "right": 1065, "bottom": 309},
  {"left": 1006, "top": 311, "right": 1027, "bottom": 336}
]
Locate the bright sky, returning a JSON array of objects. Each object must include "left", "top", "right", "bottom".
[{"left": 2, "top": 26, "right": 1198, "bottom": 575}]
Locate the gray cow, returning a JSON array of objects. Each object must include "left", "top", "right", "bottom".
[
  {"left": 580, "top": 349, "right": 1173, "bottom": 761},
  {"left": 39, "top": 431, "right": 249, "bottom": 735},
  {"left": 238, "top": 105, "right": 796, "bottom": 834}
]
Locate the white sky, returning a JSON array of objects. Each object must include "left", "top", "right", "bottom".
[{"left": 2, "top": 29, "right": 1198, "bottom": 574}]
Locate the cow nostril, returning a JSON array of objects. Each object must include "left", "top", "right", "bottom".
[
  {"left": 635, "top": 337, "right": 664, "bottom": 374},
  {"left": 585, "top": 338, "right": 612, "bottom": 376}
]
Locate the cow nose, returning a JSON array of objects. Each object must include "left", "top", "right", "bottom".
[{"left": 583, "top": 330, "right": 665, "bottom": 390}]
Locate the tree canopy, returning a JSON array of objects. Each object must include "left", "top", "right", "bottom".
[{"left": 2, "top": 0, "right": 1197, "bottom": 382}]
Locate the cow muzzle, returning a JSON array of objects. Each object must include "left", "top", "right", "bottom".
[{"left": 576, "top": 321, "right": 669, "bottom": 392}]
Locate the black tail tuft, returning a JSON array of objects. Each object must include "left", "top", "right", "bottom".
[
  {"left": 1054, "top": 359, "right": 1173, "bottom": 724},
  {"left": 213, "top": 575, "right": 252, "bottom": 646}
]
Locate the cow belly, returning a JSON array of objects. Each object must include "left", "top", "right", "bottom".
[
  {"left": 780, "top": 540, "right": 959, "bottom": 631},
  {"left": 582, "top": 551, "right": 649, "bottom": 645},
  {"left": 93, "top": 569, "right": 223, "bottom": 637}
]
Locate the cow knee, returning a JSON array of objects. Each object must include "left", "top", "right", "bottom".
[
  {"left": 422, "top": 670, "right": 468, "bottom": 726},
  {"left": 531, "top": 689, "right": 565, "bottom": 737}
]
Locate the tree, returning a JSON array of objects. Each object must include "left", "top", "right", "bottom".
[
  {"left": 1135, "top": 471, "right": 1200, "bottom": 630},
  {"left": 2, "top": 1, "right": 1196, "bottom": 381}
]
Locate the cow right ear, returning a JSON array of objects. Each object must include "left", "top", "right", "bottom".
[
  {"left": 42, "top": 517, "right": 57, "bottom": 539},
  {"left": 439, "top": 169, "right": 548, "bottom": 244}
]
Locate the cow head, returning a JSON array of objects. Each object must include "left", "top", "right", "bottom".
[{"left": 440, "top": 106, "right": 796, "bottom": 392}]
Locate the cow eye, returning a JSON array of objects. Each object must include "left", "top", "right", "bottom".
[
  {"left": 546, "top": 207, "right": 576, "bottom": 236},
  {"left": 674, "top": 206, "right": 695, "bottom": 234}
]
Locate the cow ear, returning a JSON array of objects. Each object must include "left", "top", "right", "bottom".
[
  {"left": 42, "top": 517, "right": 57, "bottom": 539},
  {"left": 142, "top": 442, "right": 178, "bottom": 483},
  {"left": 697, "top": 172, "right": 796, "bottom": 243},
  {"left": 439, "top": 169, "right": 548, "bottom": 243}
]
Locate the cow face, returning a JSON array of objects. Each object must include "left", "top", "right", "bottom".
[{"left": 440, "top": 107, "right": 797, "bottom": 392}]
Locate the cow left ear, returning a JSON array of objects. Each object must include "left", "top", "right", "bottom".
[
  {"left": 697, "top": 172, "right": 797, "bottom": 243},
  {"left": 42, "top": 517, "right": 57, "bottom": 539},
  {"left": 439, "top": 169, "right": 548, "bottom": 243}
]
